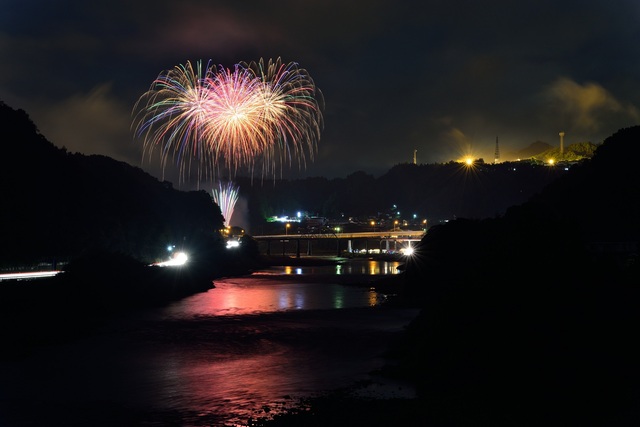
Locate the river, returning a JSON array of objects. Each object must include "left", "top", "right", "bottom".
[{"left": 0, "top": 259, "right": 420, "bottom": 427}]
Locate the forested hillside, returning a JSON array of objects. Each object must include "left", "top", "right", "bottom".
[
  {"left": 0, "top": 101, "right": 225, "bottom": 267},
  {"left": 391, "top": 125, "right": 640, "bottom": 426},
  {"left": 237, "top": 159, "right": 571, "bottom": 234}
]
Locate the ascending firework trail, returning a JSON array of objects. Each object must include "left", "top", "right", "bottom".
[
  {"left": 212, "top": 181, "right": 239, "bottom": 228},
  {"left": 132, "top": 57, "right": 324, "bottom": 183}
]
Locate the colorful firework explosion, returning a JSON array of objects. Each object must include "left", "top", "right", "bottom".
[
  {"left": 212, "top": 181, "right": 240, "bottom": 227},
  {"left": 133, "top": 57, "right": 324, "bottom": 182}
]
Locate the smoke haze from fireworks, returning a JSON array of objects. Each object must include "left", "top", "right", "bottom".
[
  {"left": 212, "top": 181, "right": 240, "bottom": 228},
  {"left": 132, "top": 58, "right": 324, "bottom": 184}
]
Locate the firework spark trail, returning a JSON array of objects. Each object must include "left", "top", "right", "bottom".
[
  {"left": 245, "top": 57, "right": 324, "bottom": 174},
  {"left": 132, "top": 57, "right": 324, "bottom": 183},
  {"left": 212, "top": 181, "right": 240, "bottom": 227},
  {"left": 133, "top": 60, "right": 216, "bottom": 182}
]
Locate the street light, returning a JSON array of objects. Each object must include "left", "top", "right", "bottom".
[
  {"left": 285, "top": 223, "right": 290, "bottom": 235},
  {"left": 393, "top": 220, "right": 399, "bottom": 231},
  {"left": 370, "top": 220, "right": 375, "bottom": 232}
]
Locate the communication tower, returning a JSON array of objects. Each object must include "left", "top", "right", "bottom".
[
  {"left": 413, "top": 149, "right": 417, "bottom": 164},
  {"left": 559, "top": 131, "right": 565, "bottom": 154},
  {"left": 494, "top": 136, "right": 500, "bottom": 164}
]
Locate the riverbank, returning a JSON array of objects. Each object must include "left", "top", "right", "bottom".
[
  {"left": 0, "top": 255, "right": 412, "bottom": 360},
  {"left": 251, "top": 277, "right": 640, "bottom": 427}
]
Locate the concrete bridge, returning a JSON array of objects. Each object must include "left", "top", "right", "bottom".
[{"left": 252, "top": 230, "right": 425, "bottom": 257}]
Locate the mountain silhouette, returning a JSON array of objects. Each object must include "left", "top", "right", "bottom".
[
  {"left": 395, "top": 125, "right": 640, "bottom": 426},
  {"left": 0, "top": 100, "right": 225, "bottom": 267},
  {"left": 503, "top": 139, "right": 554, "bottom": 160}
]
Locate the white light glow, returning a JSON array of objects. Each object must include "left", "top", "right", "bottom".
[
  {"left": 226, "top": 240, "right": 240, "bottom": 249},
  {"left": 0, "top": 271, "right": 61, "bottom": 281},
  {"left": 153, "top": 251, "right": 188, "bottom": 267}
]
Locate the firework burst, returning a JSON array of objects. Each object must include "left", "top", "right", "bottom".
[
  {"left": 212, "top": 181, "right": 240, "bottom": 228},
  {"left": 133, "top": 58, "right": 324, "bottom": 183},
  {"left": 132, "top": 60, "right": 216, "bottom": 182},
  {"left": 244, "top": 57, "right": 324, "bottom": 174}
]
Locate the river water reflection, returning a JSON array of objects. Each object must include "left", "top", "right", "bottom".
[
  {"left": 0, "top": 259, "right": 418, "bottom": 427},
  {"left": 162, "top": 259, "right": 404, "bottom": 318},
  {"left": 273, "top": 258, "right": 403, "bottom": 276}
]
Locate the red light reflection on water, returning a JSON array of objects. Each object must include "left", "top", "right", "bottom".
[
  {"left": 160, "top": 276, "right": 384, "bottom": 318},
  {"left": 142, "top": 305, "right": 417, "bottom": 426},
  {"left": 0, "top": 265, "right": 417, "bottom": 427},
  {"left": 149, "top": 347, "right": 311, "bottom": 425}
]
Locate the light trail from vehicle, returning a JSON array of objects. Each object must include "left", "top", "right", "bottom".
[{"left": 0, "top": 271, "right": 61, "bottom": 281}]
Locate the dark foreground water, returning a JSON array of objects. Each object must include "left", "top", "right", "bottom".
[{"left": 0, "top": 260, "right": 419, "bottom": 427}]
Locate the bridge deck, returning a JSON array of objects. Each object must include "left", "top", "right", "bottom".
[{"left": 252, "top": 230, "right": 425, "bottom": 240}]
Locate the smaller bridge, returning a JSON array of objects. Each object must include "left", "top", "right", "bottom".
[{"left": 252, "top": 230, "right": 425, "bottom": 257}]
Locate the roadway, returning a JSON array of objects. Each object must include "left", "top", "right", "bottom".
[{"left": 252, "top": 230, "right": 425, "bottom": 240}]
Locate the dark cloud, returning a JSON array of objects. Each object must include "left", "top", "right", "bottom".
[
  {"left": 36, "top": 84, "right": 140, "bottom": 160},
  {"left": 2, "top": 0, "right": 639, "bottom": 188}
]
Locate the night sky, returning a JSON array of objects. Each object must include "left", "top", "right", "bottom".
[{"left": 2, "top": 0, "right": 639, "bottom": 188}]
